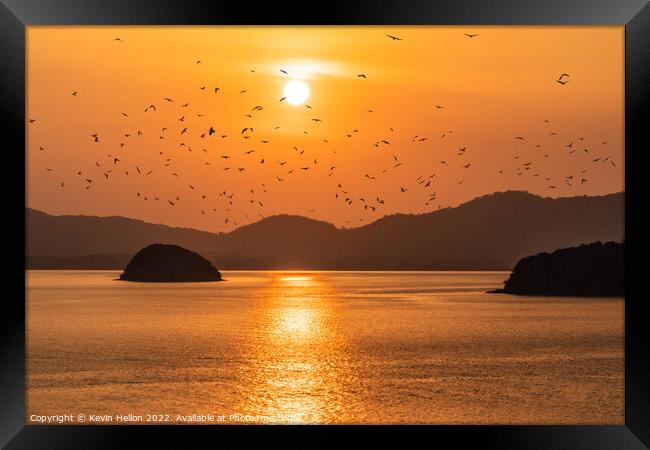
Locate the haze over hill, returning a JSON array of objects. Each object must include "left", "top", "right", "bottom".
[{"left": 26, "top": 191, "right": 624, "bottom": 270}]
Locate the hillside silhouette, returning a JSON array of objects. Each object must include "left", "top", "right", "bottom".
[
  {"left": 27, "top": 191, "right": 624, "bottom": 270},
  {"left": 492, "top": 241, "right": 623, "bottom": 296},
  {"left": 120, "top": 244, "right": 222, "bottom": 282}
]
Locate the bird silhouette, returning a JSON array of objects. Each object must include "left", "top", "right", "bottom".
[{"left": 556, "top": 73, "right": 570, "bottom": 85}]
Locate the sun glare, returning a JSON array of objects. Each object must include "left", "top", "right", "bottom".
[{"left": 283, "top": 80, "right": 309, "bottom": 105}]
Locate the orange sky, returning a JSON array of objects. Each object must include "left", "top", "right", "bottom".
[{"left": 26, "top": 26, "right": 624, "bottom": 232}]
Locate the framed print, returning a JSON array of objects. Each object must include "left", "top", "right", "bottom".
[{"left": 2, "top": 0, "right": 648, "bottom": 448}]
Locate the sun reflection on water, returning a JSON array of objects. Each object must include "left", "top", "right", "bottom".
[
  {"left": 234, "top": 272, "right": 353, "bottom": 423},
  {"left": 272, "top": 307, "right": 317, "bottom": 337},
  {"left": 277, "top": 274, "right": 314, "bottom": 286}
]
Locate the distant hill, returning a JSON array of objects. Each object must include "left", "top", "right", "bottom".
[
  {"left": 491, "top": 241, "right": 624, "bottom": 296},
  {"left": 26, "top": 191, "right": 624, "bottom": 270},
  {"left": 26, "top": 208, "right": 219, "bottom": 258}
]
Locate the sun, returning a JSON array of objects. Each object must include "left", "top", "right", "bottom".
[{"left": 283, "top": 80, "right": 309, "bottom": 105}]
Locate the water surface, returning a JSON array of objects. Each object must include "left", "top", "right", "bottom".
[{"left": 27, "top": 270, "right": 624, "bottom": 424}]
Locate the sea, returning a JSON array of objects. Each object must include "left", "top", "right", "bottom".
[{"left": 26, "top": 270, "right": 623, "bottom": 424}]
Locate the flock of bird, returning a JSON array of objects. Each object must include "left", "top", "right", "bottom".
[{"left": 30, "top": 32, "right": 618, "bottom": 230}]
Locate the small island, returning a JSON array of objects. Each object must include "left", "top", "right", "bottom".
[
  {"left": 119, "top": 243, "right": 222, "bottom": 282},
  {"left": 490, "top": 241, "right": 623, "bottom": 296}
]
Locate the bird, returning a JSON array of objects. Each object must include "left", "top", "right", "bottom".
[
  {"left": 357, "top": 74, "right": 367, "bottom": 78},
  {"left": 556, "top": 73, "right": 570, "bottom": 85},
  {"left": 386, "top": 34, "right": 402, "bottom": 41},
  {"left": 208, "top": 127, "right": 216, "bottom": 135},
  {"left": 71, "top": 91, "right": 78, "bottom": 96},
  {"left": 465, "top": 33, "right": 479, "bottom": 38},
  {"left": 280, "top": 69, "right": 288, "bottom": 74},
  {"left": 114, "top": 37, "right": 123, "bottom": 42}
]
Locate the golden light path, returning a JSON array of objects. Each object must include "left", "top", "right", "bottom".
[{"left": 233, "top": 272, "right": 355, "bottom": 423}]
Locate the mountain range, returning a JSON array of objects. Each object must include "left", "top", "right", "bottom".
[{"left": 26, "top": 190, "right": 624, "bottom": 270}]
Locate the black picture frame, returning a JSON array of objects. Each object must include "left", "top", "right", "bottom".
[{"left": 2, "top": 0, "right": 648, "bottom": 448}]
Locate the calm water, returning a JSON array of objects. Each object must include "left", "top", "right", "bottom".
[{"left": 26, "top": 270, "right": 623, "bottom": 424}]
